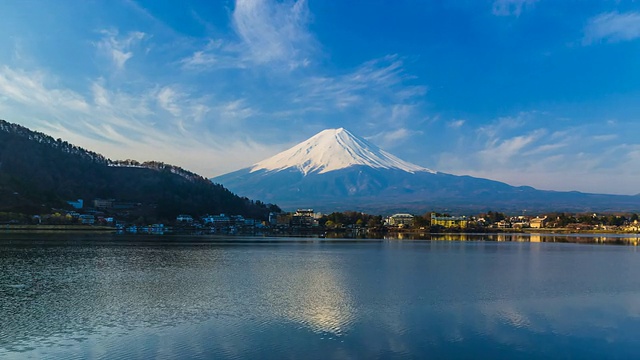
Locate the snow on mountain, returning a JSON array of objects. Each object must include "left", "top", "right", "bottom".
[{"left": 250, "top": 128, "right": 436, "bottom": 175}]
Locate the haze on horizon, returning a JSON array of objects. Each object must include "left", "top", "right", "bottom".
[{"left": 0, "top": 0, "right": 639, "bottom": 195}]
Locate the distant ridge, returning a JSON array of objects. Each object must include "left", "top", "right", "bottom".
[{"left": 212, "top": 128, "right": 640, "bottom": 213}]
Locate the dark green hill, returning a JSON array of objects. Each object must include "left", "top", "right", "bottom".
[{"left": 0, "top": 119, "right": 279, "bottom": 221}]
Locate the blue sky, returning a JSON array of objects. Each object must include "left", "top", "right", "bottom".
[{"left": 0, "top": 0, "right": 639, "bottom": 195}]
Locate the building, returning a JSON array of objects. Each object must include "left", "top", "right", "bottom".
[
  {"left": 67, "top": 199, "right": 83, "bottom": 209},
  {"left": 268, "top": 212, "right": 278, "bottom": 226},
  {"left": 529, "top": 216, "right": 547, "bottom": 229},
  {"left": 79, "top": 214, "right": 95, "bottom": 225},
  {"left": 176, "top": 214, "right": 194, "bottom": 223},
  {"left": 387, "top": 213, "right": 415, "bottom": 227},
  {"left": 430, "top": 213, "right": 468, "bottom": 228},
  {"left": 93, "top": 199, "right": 115, "bottom": 209},
  {"left": 624, "top": 220, "right": 640, "bottom": 232},
  {"left": 202, "top": 214, "right": 230, "bottom": 227},
  {"left": 291, "top": 209, "right": 318, "bottom": 228},
  {"left": 496, "top": 220, "right": 511, "bottom": 229}
]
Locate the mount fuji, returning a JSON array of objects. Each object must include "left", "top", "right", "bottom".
[{"left": 212, "top": 128, "right": 640, "bottom": 213}]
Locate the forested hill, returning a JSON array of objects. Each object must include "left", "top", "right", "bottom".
[{"left": 0, "top": 119, "right": 279, "bottom": 220}]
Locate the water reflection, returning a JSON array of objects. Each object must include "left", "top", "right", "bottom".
[
  {"left": 415, "top": 232, "right": 640, "bottom": 245},
  {"left": 2, "top": 236, "right": 640, "bottom": 359},
  {"left": 222, "top": 245, "right": 356, "bottom": 337},
  {"left": 287, "top": 260, "right": 354, "bottom": 336}
]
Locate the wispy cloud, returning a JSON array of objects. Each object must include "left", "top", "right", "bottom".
[
  {"left": 298, "top": 55, "right": 426, "bottom": 110},
  {"left": 177, "top": 3, "right": 428, "bottom": 147},
  {"left": 96, "top": 29, "right": 146, "bottom": 70},
  {"left": 0, "top": 66, "right": 90, "bottom": 114},
  {"left": 592, "top": 134, "right": 618, "bottom": 142},
  {"left": 367, "top": 128, "right": 423, "bottom": 150},
  {"left": 448, "top": 119, "right": 465, "bottom": 129},
  {"left": 492, "top": 0, "right": 538, "bottom": 17},
  {"left": 523, "top": 142, "right": 566, "bottom": 155},
  {"left": 428, "top": 111, "right": 640, "bottom": 194},
  {"left": 583, "top": 11, "right": 640, "bottom": 44},
  {"left": 233, "top": 0, "right": 313, "bottom": 68},
  {"left": 0, "top": 64, "right": 269, "bottom": 176},
  {"left": 180, "top": 39, "right": 245, "bottom": 70},
  {"left": 478, "top": 132, "right": 541, "bottom": 165},
  {"left": 477, "top": 112, "right": 529, "bottom": 140},
  {"left": 182, "top": 0, "right": 314, "bottom": 71},
  {"left": 156, "top": 86, "right": 182, "bottom": 116}
]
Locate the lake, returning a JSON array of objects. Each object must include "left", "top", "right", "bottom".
[{"left": 2, "top": 233, "right": 640, "bottom": 359}]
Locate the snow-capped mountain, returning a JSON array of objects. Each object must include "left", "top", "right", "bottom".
[
  {"left": 250, "top": 128, "right": 435, "bottom": 175},
  {"left": 212, "top": 128, "right": 640, "bottom": 213}
]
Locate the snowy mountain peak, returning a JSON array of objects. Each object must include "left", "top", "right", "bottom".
[{"left": 250, "top": 128, "right": 436, "bottom": 175}]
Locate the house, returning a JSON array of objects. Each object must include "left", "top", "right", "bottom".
[{"left": 530, "top": 216, "right": 547, "bottom": 229}]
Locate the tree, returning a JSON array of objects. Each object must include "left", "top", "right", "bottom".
[{"left": 413, "top": 214, "right": 430, "bottom": 228}]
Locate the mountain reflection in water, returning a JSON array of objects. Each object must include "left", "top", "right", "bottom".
[{"left": 1, "top": 234, "right": 640, "bottom": 359}]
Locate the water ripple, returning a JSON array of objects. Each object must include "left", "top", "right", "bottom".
[{"left": 2, "top": 236, "right": 640, "bottom": 359}]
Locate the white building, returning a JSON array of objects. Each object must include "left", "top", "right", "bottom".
[{"left": 386, "top": 213, "right": 415, "bottom": 227}]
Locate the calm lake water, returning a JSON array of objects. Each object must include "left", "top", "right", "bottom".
[{"left": 2, "top": 233, "right": 640, "bottom": 359}]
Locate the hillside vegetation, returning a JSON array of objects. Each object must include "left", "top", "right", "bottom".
[{"left": 0, "top": 120, "right": 279, "bottom": 221}]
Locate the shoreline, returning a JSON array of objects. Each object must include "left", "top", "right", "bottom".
[
  {"left": 0, "top": 225, "right": 116, "bottom": 232},
  {"left": 1, "top": 225, "right": 639, "bottom": 236}
]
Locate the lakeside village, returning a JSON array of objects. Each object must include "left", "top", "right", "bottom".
[{"left": 2, "top": 197, "right": 640, "bottom": 235}]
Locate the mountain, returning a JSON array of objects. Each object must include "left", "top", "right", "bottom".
[
  {"left": 251, "top": 128, "right": 435, "bottom": 175},
  {"left": 212, "top": 128, "right": 640, "bottom": 213},
  {"left": 0, "top": 119, "right": 279, "bottom": 221}
]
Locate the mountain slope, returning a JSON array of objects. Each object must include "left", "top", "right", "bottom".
[
  {"left": 212, "top": 128, "right": 640, "bottom": 213},
  {"left": 251, "top": 128, "right": 435, "bottom": 175},
  {"left": 0, "top": 119, "right": 278, "bottom": 220}
]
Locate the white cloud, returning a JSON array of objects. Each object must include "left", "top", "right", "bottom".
[
  {"left": 298, "top": 55, "right": 426, "bottom": 110},
  {"left": 592, "top": 134, "right": 618, "bottom": 142},
  {"left": 448, "top": 119, "right": 465, "bottom": 129},
  {"left": 233, "top": 0, "right": 313, "bottom": 68},
  {"left": 519, "top": 142, "right": 640, "bottom": 193},
  {"left": 522, "top": 142, "right": 566, "bottom": 155},
  {"left": 492, "top": 0, "right": 538, "bottom": 17},
  {"left": 180, "top": 39, "right": 246, "bottom": 70},
  {"left": 157, "top": 86, "right": 182, "bottom": 116},
  {"left": 367, "top": 128, "right": 422, "bottom": 150},
  {"left": 182, "top": 0, "right": 314, "bottom": 71},
  {"left": 0, "top": 66, "right": 90, "bottom": 113},
  {"left": 218, "top": 99, "right": 254, "bottom": 121},
  {"left": 477, "top": 112, "right": 528, "bottom": 140},
  {"left": 181, "top": 50, "right": 218, "bottom": 69},
  {"left": 583, "top": 12, "right": 640, "bottom": 44},
  {"left": 96, "top": 29, "right": 146, "bottom": 70},
  {"left": 478, "top": 132, "right": 540, "bottom": 165},
  {"left": 430, "top": 111, "right": 640, "bottom": 194}
]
